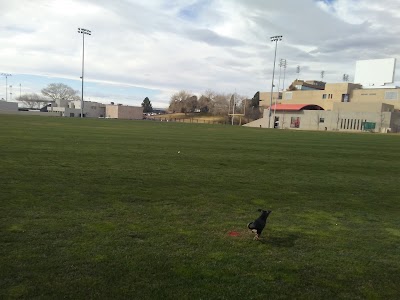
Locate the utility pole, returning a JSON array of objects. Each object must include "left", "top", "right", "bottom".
[{"left": 231, "top": 93, "right": 235, "bottom": 125}]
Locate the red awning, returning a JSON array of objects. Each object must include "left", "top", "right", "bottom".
[{"left": 269, "top": 104, "right": 324, "bottom": 111}]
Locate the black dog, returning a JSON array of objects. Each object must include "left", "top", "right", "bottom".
[{"left": 247, "top": 209, "right": 272, "bottom": 240}]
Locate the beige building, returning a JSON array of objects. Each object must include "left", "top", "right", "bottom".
[
  {"left": 244, "top": 102, "right": 400, "bottom": 133},
  {"left": 260, "top": 80, "right": 400, "bottom": 111},
  {"left": 105, "top": 104, "right": 143, "bottom": 119},
  {"left": 248, "top": 79, "right": 400, "bottom": 133}
]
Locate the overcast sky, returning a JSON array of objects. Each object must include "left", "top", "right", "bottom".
[{"left": 1, "top": 0, "right": 400, "bottom": 108}]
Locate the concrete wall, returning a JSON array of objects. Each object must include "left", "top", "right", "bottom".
[
  {"left": 106, "top": 105, "right": 143, "bottom": 119},
  {"left": 351, "top": 88, "right": 400, "bottom": 109},
  {"left": 332, "top": 102, "right": 394, "bottom": 113},
  {"left": 0, "top": 101, "right": 18, "bottom": 111},
  {"left": 105, "top": 105, "right": 119, "bottom": 118},
  {"left": 118, "top": 106, "right": 143, "bottom": 119},
  {"left": 0, "top": 110, "right": 60, "bottom": 117}
]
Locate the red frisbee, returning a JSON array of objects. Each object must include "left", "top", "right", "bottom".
[{"left": 229, "top": 231, "right": 240, "bottom": 237}]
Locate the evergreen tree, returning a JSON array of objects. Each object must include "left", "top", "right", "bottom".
[{"left": 141, "top": 97, "right": 153, "bottom": 113}]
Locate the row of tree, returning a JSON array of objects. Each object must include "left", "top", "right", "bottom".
[
  {"left": 168, "top": 90, "right": 261, "bottom": 119},
  {"left": 17, "top": 83, "right": 81, "bottom": 109}
]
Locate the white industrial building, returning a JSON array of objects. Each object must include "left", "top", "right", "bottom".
[{"left": 47, "top": 99, "right": 106, "bottom": 118}]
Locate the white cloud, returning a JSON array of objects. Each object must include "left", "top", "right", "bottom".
[{"left": 1, "top": 0, "right": 400, "bottom": 107}]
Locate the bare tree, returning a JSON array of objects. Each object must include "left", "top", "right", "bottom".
[
  {"left": 198, "top": 95, "right": 212, "bottom": 112},
  {"left": 17, "top": 93, "right": 52, "bottom": 109},
  {"left": 168, "top": 90, "right": 193, "bottom": 113},
  {"left": 211, "top": 93, "right": 230, "bottom": 116},
  {"left": 41, "top": 83, "right": 80, "bottom": 102},
  {"left": 198, "top": 89, "right": 215, "bottom": 113},
  {"left": 184, "top": 95, "right": 198, "bottom": 113}
]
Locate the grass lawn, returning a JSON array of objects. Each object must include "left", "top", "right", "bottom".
[{"left": 1, "top": 115, "right": 400, "bottom": 299}]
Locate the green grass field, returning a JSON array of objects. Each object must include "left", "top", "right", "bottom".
[{"left": 1, "top": 115, "right": 400, "bottom": 299}]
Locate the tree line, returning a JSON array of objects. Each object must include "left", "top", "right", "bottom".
[{"left": 168, "top": 90, "right": 261, "bottom": 119}]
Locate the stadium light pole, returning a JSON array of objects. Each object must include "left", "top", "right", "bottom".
[
  {"left": 282, "top": 59, "right": 287, "bottom": 93},
  {"left": 268, "top": 35, "right": 282, "bottom": 128},
  {"left": 1, "top": 73, "right": 12, "bottom": 101},
  {"left": 78, "top": 28, "right": 91, "bottom": 118},
  {"left": 274, "top": 58, "right": 286, "bottom": 127}
]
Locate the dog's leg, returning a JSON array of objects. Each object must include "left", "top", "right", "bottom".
[{"left": 253, "top": 234, "right": 259, "bottom": 240}]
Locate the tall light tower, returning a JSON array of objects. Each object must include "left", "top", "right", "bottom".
[
  {"left": 1, "top": 73, "right": 12, "bottom": 101},
  {"left": 9, "top": 85, "right": 12, "bottom": 101},
  {"left": 282, "top": 59, "right": 287, "bottom": 93},
  {"left": 274, "top": 58, "right": 287, "bottom": 127},
  {"left": 277, "top": 59, "right": 287, "bottom": 93},
  {"left": 268, "top": 35, "right": 282, "bottom": 128},
  {"left": 78, "top": 27, "right": 92, "bottom": 118}
]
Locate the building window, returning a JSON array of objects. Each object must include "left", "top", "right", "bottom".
[
  {"left": 385, "top": 91, "right": 398, "bottom": 100},
  {"left": 319, "top": 118, "right": 325, "bottom": 123},
  {"left": 285, "top": 92, "right": 293, "bottom": 100},
  {"left": 290, "top": 117, "right": 300, "bottom": 128},
  {"left": 322, "top": 94, "right": 327, "bottom": 99},
  {"left": 341, "top": 94, "right": 349, "bottom": 102}
]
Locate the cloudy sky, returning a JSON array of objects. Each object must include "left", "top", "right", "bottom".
[{"left": 1, "top": 0, "right": 400, "bottom": 108}]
